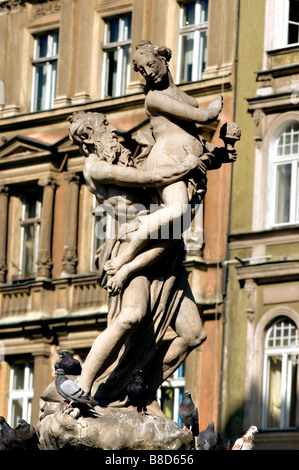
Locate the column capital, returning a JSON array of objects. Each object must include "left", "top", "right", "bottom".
[
  {"left": 64, "top": 171, "right": 80, "bottom": 184},
  {"left": 38, "top": 175, "right": 60, "bottom": 188},
  {"left": 0, "top": 185, "right": 9, "bottom": 196}
]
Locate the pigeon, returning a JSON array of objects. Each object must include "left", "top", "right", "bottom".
[
  {"left": 179, "top": 390, "right": 199, "bottom": 435},
  {"left": 231, "top": 425, "right": 258, "bottom": 450},
  {"left": 127, "top": 369, "right": 149, "bottom": 414},
  {"left": 55, "top": 350, "right": 82, "bottom": 375},
  {"left": 55, "top": 368, "right": 98, "bottom": 408},
  {"left": 0, "top": 416, "right": 20, "bottom": 450},
  {"left": 197, "top": 421, "right": 218, "bottom": 450},
  {"left": 14, "top": 419, "right": 39, "bottom": 451}
]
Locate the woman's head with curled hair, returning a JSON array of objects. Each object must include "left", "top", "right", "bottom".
[{"left": 133, "top": 40, "right": 172, "bottom": 72}]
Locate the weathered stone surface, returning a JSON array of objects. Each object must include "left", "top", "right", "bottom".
[{"left": 37, "top": 405, "right": 194, "bottom": 451}]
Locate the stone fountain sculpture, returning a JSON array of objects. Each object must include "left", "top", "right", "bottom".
[{"left": 37, "top": 41, "right": 240, "bottom": 450}]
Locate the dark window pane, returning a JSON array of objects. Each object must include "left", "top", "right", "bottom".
[
  {"left": 183, "top": 2, "right": 195, "bottom": 26},
  {"left": 37, "top": 34, "right": 48, "bottom": 58},
  {"left": 106, "top": 50, "right": 118, "bottom": 96},
  {"left": 289, "top": 361, "right": 297, "bottom": 427},
  {"left": 108, "top": 18, "right": 119, "bottom": 43},
  {"left": 289, "top": 0, "right": 299, "bottom": 23},
  {"left": 123, "top": 15, "right": 131, "bottom": 40},
  {"left": 288, "top": 23, "right": 299, "bottom": 44}
]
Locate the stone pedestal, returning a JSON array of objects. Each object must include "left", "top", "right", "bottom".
[{"left": 37, "top": 378, "right": 194, "bottom": 451}]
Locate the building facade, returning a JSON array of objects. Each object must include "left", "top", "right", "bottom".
[
  {"left": 0, "top": 0, "right": 239, "bottom": 432},
  {"left": 222, "top": 0, "right": 299, "bottom": 449}
]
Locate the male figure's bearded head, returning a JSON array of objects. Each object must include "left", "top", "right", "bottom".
[{"left": 68, "top": 111, "right": 134, "bottom": 167}]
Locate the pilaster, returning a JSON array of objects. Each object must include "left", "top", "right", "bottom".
[
  {"left": 36, "top": 176, "right": 59, "bottom": 280},
  {"left": 61, "top": 172, "right": 80, "bottom": 276},
  {"left": 0, "top": 185, "right": 9, "bottom": 284}
]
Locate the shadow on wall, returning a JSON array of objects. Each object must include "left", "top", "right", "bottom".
[{"left": 222, "top": 405, "right": 245, "bottom": 443}]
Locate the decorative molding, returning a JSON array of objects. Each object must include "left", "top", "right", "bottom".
[
  {"left": 0, "top": 185, "right": 9, "bottom": 195},
  {"left": 0, "top": 256, "right": 7, "bottom": 284},
  {"left": 244, "top": 278, "right": 257, "bottom": 323},
  {"left": 62, "top": 245, "right": 78, "bottom": 275},
  {"left": 252, "top": 109, "right": 265, "bottom": 149},
  {"left": 36, "top": 248, "right": 53, "bottom": 279},
  {"left": 64, "top": 171, "right": 80, "bottom": 185},
  {"left": 236, "top": 260, "right": 299, "bottom": 285},
  {"left": 32, "top": 0, "right": 62, "bottom": 18},
  {"left": 38, "top": 175, "right": 59, "bottom": 188},
  {"left": 0, "top": 0, "right": 26, "bottom": 12}
]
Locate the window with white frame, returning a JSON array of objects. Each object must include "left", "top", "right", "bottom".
[
  {"left": 262, "top": 317, "right": 299, "bottom": 430},
  {"left": 157, "top": 364, "right": 185, "bottom": 425},
  {"left": 31, "top": 31, "right": 59, "bottom": 112},
  {"left": 102, "top": 14, "right": 132, "bottom": 98},
  {"left": 19, "top": 191, "right": 42, "bottom": 276},
  {"left": 271, "top": 121, "right": 299, "bottom": 226},
  {"left": 265, "top": 0, "right": 299, "bottom": 50},
  {"left": 177, "top": 0, "right": 208, "bottom": 83},
  {"left": 8, "top": 362, "right": 34, "bottom": 427}
]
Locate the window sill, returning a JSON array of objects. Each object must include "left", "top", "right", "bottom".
[
  {"left": 254, "top": 429, "right": 299, "bottom": 450},
  {"left": 267, "top": 43, "right": 299, "bottom": 56}
]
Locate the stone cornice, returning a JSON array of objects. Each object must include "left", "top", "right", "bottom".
[
  {"left": 228, "top": 226, "right": 299, "bottom": 248},
  {"left": 247, "top": 91, "right": 298, "bottom": 113},
  {"left": 236, "top": 260, "right": 299, "bottom": 285}
]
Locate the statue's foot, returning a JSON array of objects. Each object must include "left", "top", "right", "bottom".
[{"left": 208, "top": 94, "right": 223, "bottom": 117}]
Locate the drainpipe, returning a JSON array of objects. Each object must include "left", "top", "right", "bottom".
[{"left": 217, "top": 0, "right": 241, "bottom": 436}]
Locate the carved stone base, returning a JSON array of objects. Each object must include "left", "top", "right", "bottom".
[
  {"left": 37, "top": 406, "right": 194, "bottom": 451},
  {"left": 37, "top": 378, "right": 194, "bottom": 451}
]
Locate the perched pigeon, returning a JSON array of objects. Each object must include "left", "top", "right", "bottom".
[
  {"left": 55, "top": 350, "right": 82, "bottom": 376},
  {"left": 0, "top": 416, "right": 20, "bottom": 450},
  {"left": 127, "top": 369, "right": 149, "bottom": 414},
  {"left": 179, "top": 390, "right": 199, "bottom": 435},
  {"left": 197, "top": 421, "right": 218, "bottom": 450},
  {"left": 231, "top": 425, "right": 258, "bottom": 450},
  {"left": 55, "top": 368, "right": 98, "bottom": 408},
  {"left": 14, "top": 419, "right": 39, "bottom": 451}
]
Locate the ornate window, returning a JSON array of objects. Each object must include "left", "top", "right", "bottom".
[
  {"left": 262, "top": 317, "right": 299, "bottom": 430},
  {"left": 7, "top": 362, "right": 34, "bottom": 427},
  {"left": 19, "top": 191, "right": 42, "bottom": 277},
  {"left": 177, "top": 0, "right": 208, "bottom": 83},
  {"left": 102, "top": 14, "right": 132, "bottom": 98},
  {"left": 271, "top": 121, "right": 299, "bottom": 226},
  {"left": 31, "top": 30, "right": 59, "bottom": 112}
]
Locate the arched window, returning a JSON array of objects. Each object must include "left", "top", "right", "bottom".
[
  {"left": 262, "top": 317, "right": 299, "bottom": 429},
  {"left": 271, "top": 121, "right": 299, "bottom": 226}
]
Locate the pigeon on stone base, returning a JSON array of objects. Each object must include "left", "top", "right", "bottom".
[
  {"left": 55, "top": 368, "right": 98, "bottom": 408},
  {"left": 179, "top": 390, "right": 199, "bottom": 436}
]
